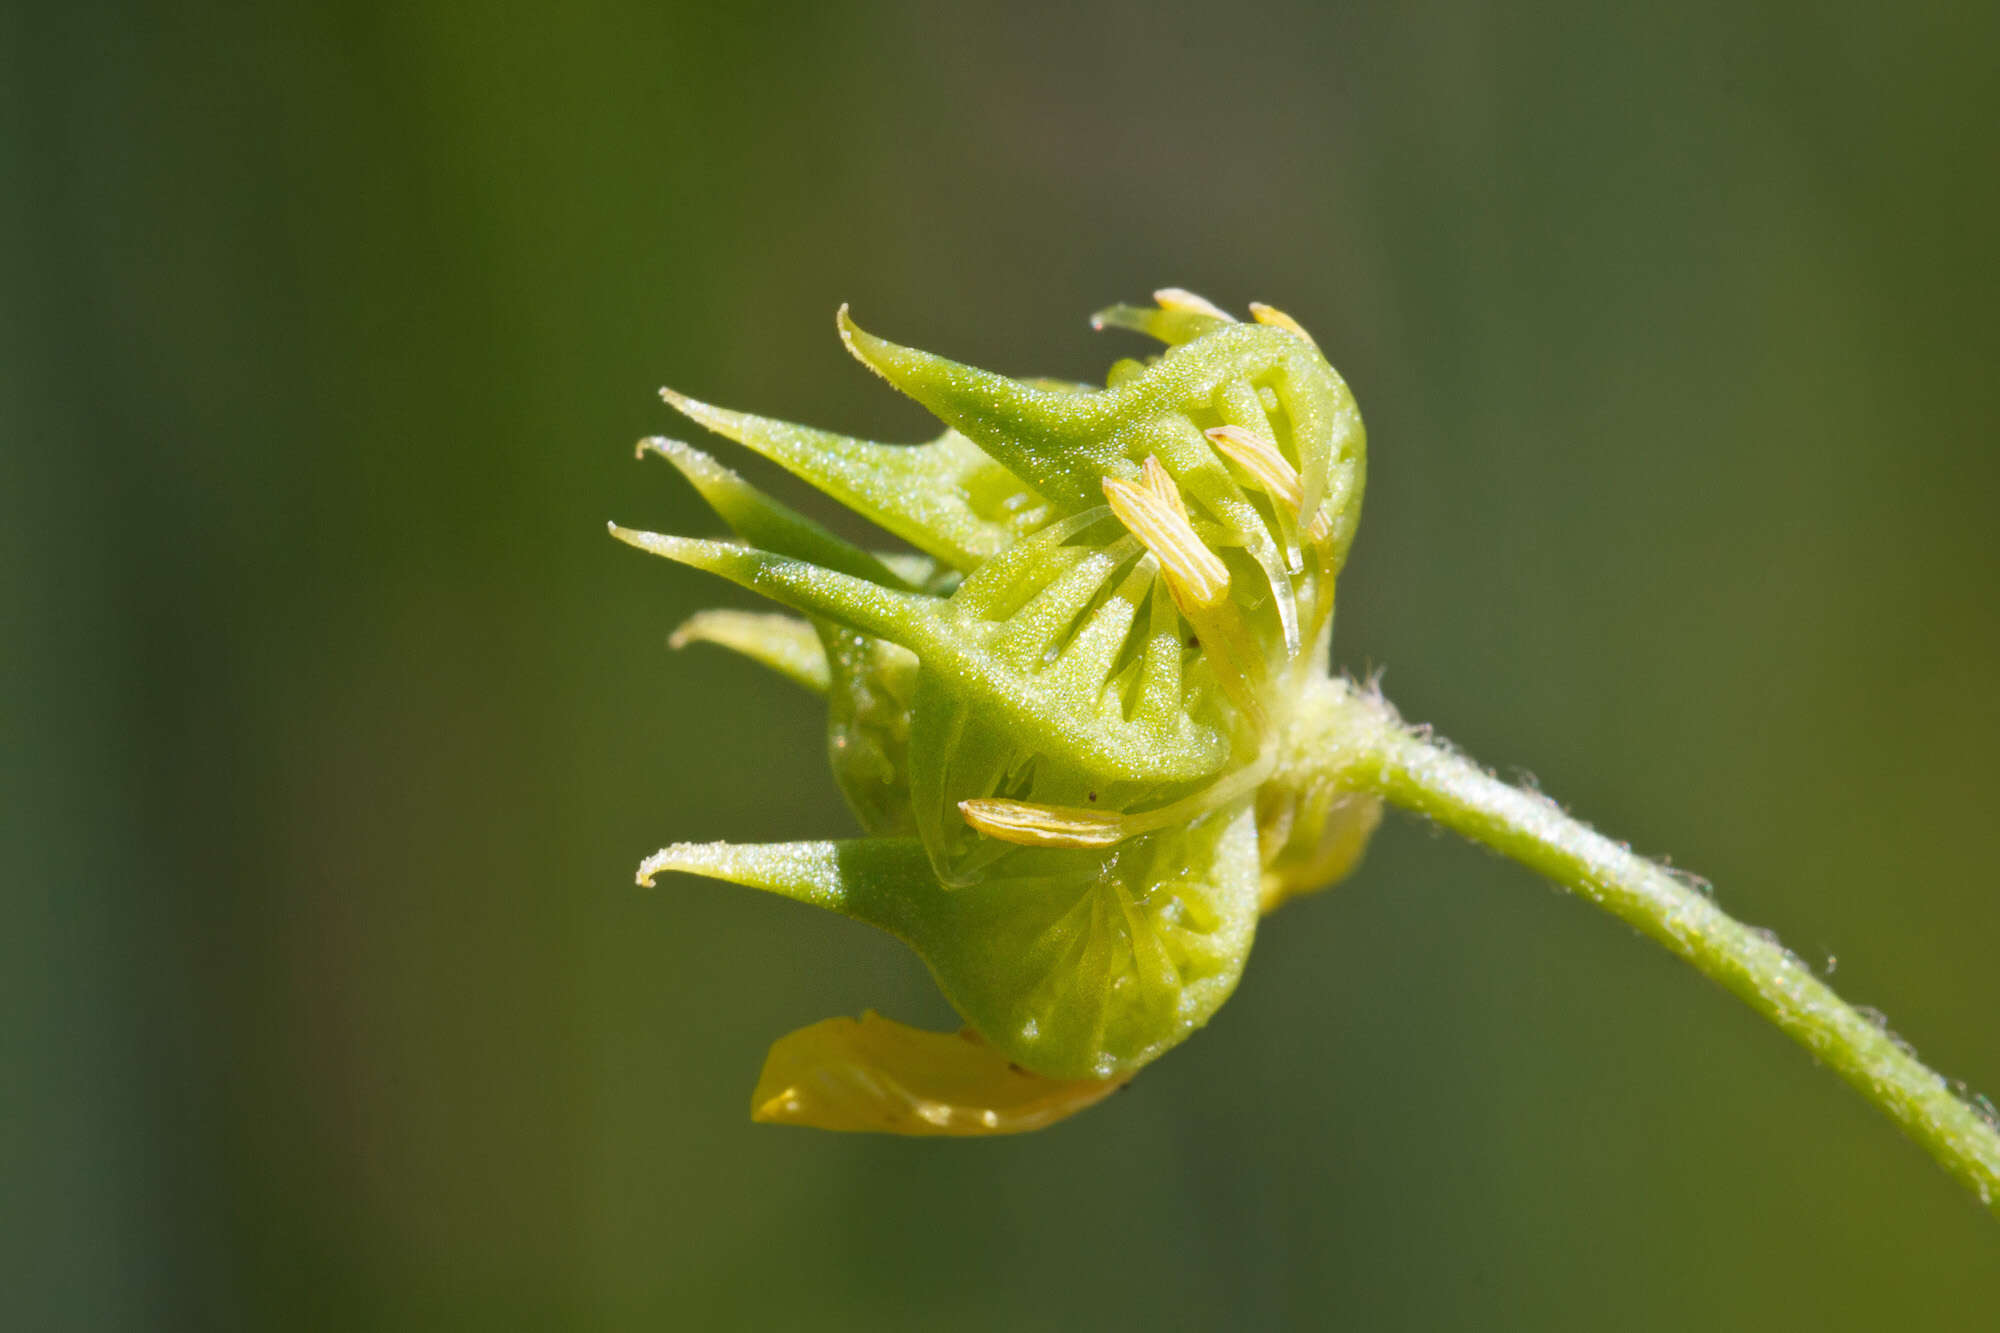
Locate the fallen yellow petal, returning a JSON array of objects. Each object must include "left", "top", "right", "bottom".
[{"left": 751, "top": 1012, "right": 1129, "bottom": 1135}]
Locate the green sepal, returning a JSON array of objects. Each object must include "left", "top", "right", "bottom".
[
  {"left": 902, "top": 515, "right": 1232, "bottom": 884},
  {"left": 1089, "top": 301, "right": 1232, "bottom": 346},
  {"left": 660, "top": 388, "right": 1045, "bottom": 573},
  {"left": 839, "top": 306, "right": 1131, "bottom": 510},
  {"left": 636, "top": 438, "right": 936, "bottom": 831},
  {"left": 637, "top": 436, "right": 910, "bottom": 589},
  {"left": 608, "top": 527, "right": 1228, "bottom": 786},
  {"left": 669, "top": 609, "right": 830, "bottom": 695},
  {"left": 641, "top": 800, "right": 1263, "bottom": 1080},
  {"left": 818, "top": 624, "right": 918, "bottom": 836},
  {"left": 837, "top": 309, "right": 1367, "bottom": 569}
]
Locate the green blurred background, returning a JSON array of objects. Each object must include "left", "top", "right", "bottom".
[{"left": 9, "top": 1, "right": 1999, "bottom": 1327}]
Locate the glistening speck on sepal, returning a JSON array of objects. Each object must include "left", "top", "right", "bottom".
[{"left": 614, "top": 290, "right": 1380, "bottom": 1131}]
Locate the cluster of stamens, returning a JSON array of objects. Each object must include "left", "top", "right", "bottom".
[{"left": 955, "top": 322, "right": 1343, "bottom": 853}]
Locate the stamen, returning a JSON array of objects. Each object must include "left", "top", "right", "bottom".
[
  {"left": 1106, "top": 460, "right": 1270, "bottom": 730},
  {"left": 1153, "top": 288, "right": 1236, "bottom": 321},
  {"left": 959, "top": 750, "right": 1278, "bottom": 849},
  {"left": 1102, "top": 458, "right": 1230, "bottom": 612},
  {"left": 1206, "top": 424, "right": 1301, "bottom": 509},
  {"left": 1248, "top": 302, "right": 1319, "bottom": 349},
  {"left": 958, "top": 799, "right": 1126, "bottom": 848},
  {"left": 1204, "top": 425, "right": 1332, "bottom": 543}
]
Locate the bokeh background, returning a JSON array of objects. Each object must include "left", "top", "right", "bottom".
[{"left": 10, "top": 1, "right": 1999, "bottom": 1327}]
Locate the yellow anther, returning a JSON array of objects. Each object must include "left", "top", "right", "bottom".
[
  {"left": 1102, "top": 457, "right": 1230, "bottom": 612},
  {"left": 1139, "top": 454, "right": 1187, "bottom": 514},
  {"left": 1153, "top": 288, "right": 1236, "bottom": 321},
  {"left": 958, "top": 798, "right": 1126, "bottom": 848},
  {"left": 1205, "top": 424, "right": 1302, "bottom": 509},
  {"left": 1248, "top": 302, "right": 1318, "bottom": 348},
  {"left": 1205, "top": 425, "right": 1331, "bottom": 542}
]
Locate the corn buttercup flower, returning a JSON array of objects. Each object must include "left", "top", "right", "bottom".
[{"left": 612, "top": 291, "right": 1381, "bottom": 1134}]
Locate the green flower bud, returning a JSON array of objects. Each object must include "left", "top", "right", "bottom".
[{"left": 613, "top": 292, "right": 1378, "bottom": 1131}]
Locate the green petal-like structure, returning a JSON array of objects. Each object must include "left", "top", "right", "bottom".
[
  {"left": 615, "top": 292, "right": 1378, "bottom": 1123},
  {"left": 639, "top": 806, "right": 1258, "bottom": 1082}
]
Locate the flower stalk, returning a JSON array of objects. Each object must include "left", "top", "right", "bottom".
[{"left": 1286, "top": 677, "right": 2000, "bottom": 1217}]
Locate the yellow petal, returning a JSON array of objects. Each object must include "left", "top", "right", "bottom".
[
  {"left": 751, "top": 1012, "right": 1129, "bottom": 1135},
  {"left": 1257, "top": 790, "right": 1383, "bottom": 914}
]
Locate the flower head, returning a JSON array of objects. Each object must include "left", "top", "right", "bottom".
[{"left": 613, "top": 292, "right": 1379, "bottom": 1132}]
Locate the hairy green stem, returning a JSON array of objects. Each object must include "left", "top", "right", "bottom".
[{"left": 1291, "top": 679, "right": 2000, "bottom": 1216}]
